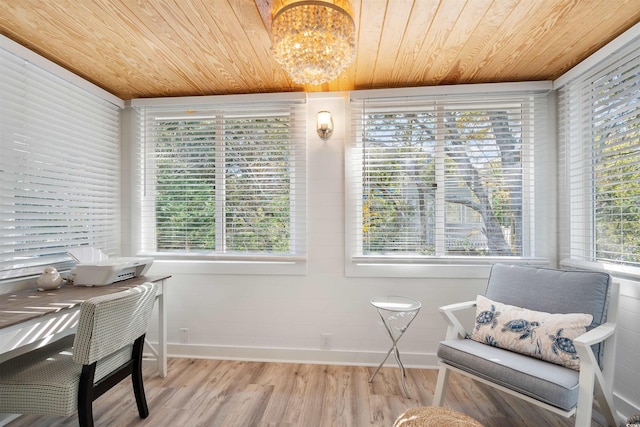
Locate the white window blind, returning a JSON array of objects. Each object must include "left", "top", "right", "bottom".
[
  {"left": 135, "top": 99, "right": 306, "bottom": 260},
  {"left": 0, "top": 46, "right": 121, "bottom": 280},
  {"left": 558, "top": 43, "right": 640, "bottom": 268},
  {"left": 349, "top": 91, "right": 547, "bottom": 262}
]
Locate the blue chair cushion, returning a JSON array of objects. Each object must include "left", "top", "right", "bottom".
[{"left": 437, "top": 338, "right": 579, "bottom": 411}]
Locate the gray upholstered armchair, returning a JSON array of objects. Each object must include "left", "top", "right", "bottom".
[
  {"left": 433, "top": 264, "right": 619, "bottom": 427},
  {"left": 0, "top": 282, "right": 157, "bottom": 427}
]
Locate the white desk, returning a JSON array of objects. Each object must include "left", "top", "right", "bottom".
[{"left": 0, "top": 275, "right": 170, "bottom": 376}]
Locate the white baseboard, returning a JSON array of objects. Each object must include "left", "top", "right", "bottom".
[
  {"left": 164, "top": 342, "right": 440, "bottom": 369},
  {"left": 614, "top": 393, "right": 640, "bottom": 423}
]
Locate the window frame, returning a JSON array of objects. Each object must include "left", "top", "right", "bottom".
[
  {"left": 130, "top": 93, "right": 307, "bottom": 275},
  {"left": 345, "top": 83, "right": 553, "bottom": 278},
  {"left": 557, "top": 35, "right": 640, "bottom": 279}
]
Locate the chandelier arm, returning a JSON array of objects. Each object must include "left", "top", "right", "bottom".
[{"left": 273, "top": 1, "right": 355, "bottom": 27}]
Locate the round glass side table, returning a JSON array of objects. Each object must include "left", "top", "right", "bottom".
[{"left": 368, "top": 295, "right": 422, "bottom": 398}]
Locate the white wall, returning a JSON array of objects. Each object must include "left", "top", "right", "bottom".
[
  {"left": 127, "top": 93, "right": 490, "bottom": 369},
  {"left": 614, "top": 280, "right": 640, "bottom": 417}
]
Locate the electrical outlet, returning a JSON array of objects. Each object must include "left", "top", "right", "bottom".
[
  {"left": 320, "top": 333, "right": 332, "bottom": 350},
  {"left": 179, "top": 328, "right": 189, "bottom": 344}
]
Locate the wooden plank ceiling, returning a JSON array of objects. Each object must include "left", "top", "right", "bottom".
[{"left": 0, "top": 0, "right": 639, "bottom": 100}]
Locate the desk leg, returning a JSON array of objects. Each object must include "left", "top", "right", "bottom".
[
  {"left": 158, "top": 288, "right": 167, "bottom": 377},
  {"left": 144, "top": 282, "right": 168, "bottom": 377}
]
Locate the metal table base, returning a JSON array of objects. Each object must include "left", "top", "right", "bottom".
[{"left": 368, "top": 295, "right": 421, "bottom": 398}]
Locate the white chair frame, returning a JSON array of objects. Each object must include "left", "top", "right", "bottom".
[{"left": 432, "top": 282, "right": 620, "bottom": 427}]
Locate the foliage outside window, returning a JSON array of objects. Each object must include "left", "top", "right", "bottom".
[
  {"left": 136, "top": 101, "right": 306, "bottom": 259},
  {"left": 349, "top": 93, "right": 547, "bottom": 263},
  {"left": 558, "top": 46, "right": 640, "bottom": 269}
]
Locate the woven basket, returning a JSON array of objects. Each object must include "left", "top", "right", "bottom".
[
  {"left": 393, "top": 406, "right": 485, "bottom": 427},
  {"left": 628, "top": 414, "right": 640, "bottom": 425}
]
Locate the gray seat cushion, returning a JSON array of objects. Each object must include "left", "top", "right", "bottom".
[{"left": 438, "top": 339, "right": 579, "bottom": 411}]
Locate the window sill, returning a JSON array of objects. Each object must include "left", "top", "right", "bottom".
[
  {"left": 346, "top": 256, "right": 549, "bottom": 278},
  {"left": 560, "top": 259, "right": 640, "bottom": 281},
  {"left": 147, "top": 258, "right": 307, "bottom": 276}
]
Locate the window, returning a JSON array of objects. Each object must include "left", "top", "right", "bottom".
[
  {"left": 347, "top": 86, "right": 549, "bottom": 274},
  {"left": 558, "top": 41, "right": 640, "bottom": 271},
  {"left": 0, "top": 42, "right": 122, "bottom": 280},
  {"left": 133, "top": 94, "right": 306, "bottom": 264}
]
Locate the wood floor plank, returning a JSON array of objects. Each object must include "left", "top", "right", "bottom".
[{"left": 7, "top": 358, "right": 608, "bottom": 427}]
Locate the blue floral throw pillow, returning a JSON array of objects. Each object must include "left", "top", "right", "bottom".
[{"left": 469, "top": 295, "right": 593, "bottom": 370}]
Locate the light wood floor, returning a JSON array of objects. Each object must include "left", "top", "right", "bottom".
[{"left": 8, "top": 358, "right": 608, "bottom": 427}]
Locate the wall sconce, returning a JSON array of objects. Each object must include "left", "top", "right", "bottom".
[{"left": 316, "top": 111, "right": 334, "bottom": 140}]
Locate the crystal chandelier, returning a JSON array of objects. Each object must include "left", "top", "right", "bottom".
[{"left": 271, "top": 1, "right": 356, "bottom": 85}]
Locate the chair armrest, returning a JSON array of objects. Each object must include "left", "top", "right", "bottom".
[
  {"left": 439, "top": 300, "right": 476, "bottom": 313},
  {"left": 574, "top": 322, "right": 617, "bottom": 403},
  {"left": 574, "top": 322, "right": 615, "bottom": 348},
  {"left": 439, "top": 300, "right": 476, "bottom": 340}
]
